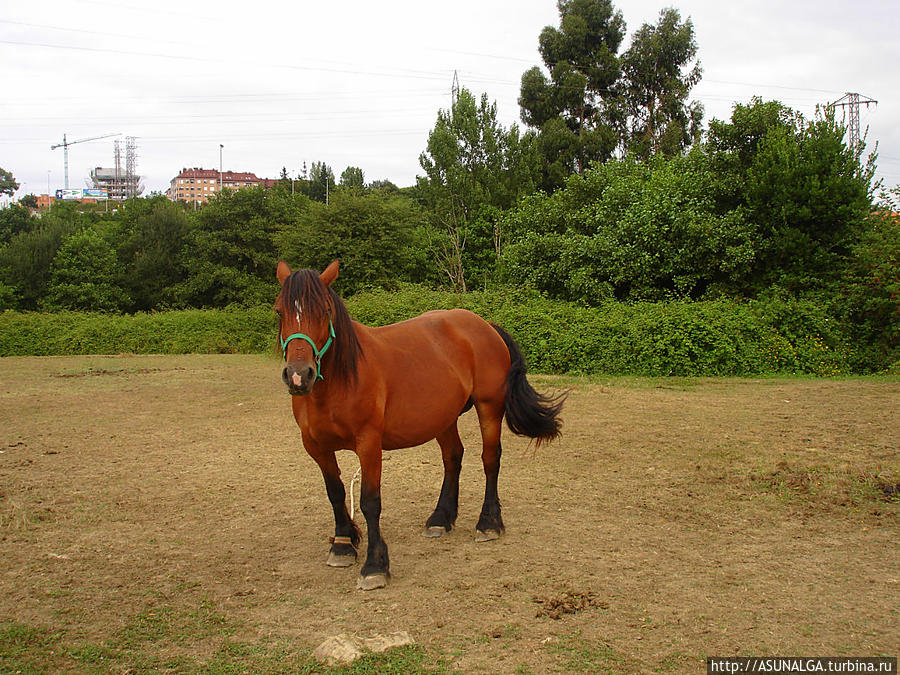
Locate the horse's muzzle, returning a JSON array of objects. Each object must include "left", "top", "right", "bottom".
[{"left": 283, "top": 363, "right": 316, "bottom": 396}]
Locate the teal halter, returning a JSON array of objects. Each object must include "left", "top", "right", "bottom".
[{"left": 280, "top": 319, "right": 335, "bottom": 381}]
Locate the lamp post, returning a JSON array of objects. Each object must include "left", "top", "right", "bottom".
[{"left": 219, "top": 144, "right": 224, "bottom": 195}]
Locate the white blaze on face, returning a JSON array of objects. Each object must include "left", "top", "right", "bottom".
[{"left": 294, "top": 299, "right": 302, "bottom": 327}]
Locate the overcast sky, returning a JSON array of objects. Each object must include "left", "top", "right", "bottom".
[{"left": 2, "top": 0, "right": 898, "bottom": 201}]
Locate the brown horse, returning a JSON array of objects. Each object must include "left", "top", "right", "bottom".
[{"left": 275, "top": 260, "right": 565, "bottom": 590}]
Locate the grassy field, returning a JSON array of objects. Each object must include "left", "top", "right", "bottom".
[{"left": 1, "top": 354, "right": 897, "bottom": 673}]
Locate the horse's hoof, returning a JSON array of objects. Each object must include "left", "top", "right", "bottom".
[
  {"left": 356, "top": 573, "right": 388, "bottom": 591},
  {"left": 475, "top": 529, "right": 501, "bottom": 542},
  {"left": 327, "top": 552, "right": 357, "bottom": 568},
  {"left": 424, "top": 526, "right": 449, "bottom": 538}
]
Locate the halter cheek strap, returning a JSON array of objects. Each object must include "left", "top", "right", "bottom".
[{"left": 280, "top": 319, "right": 335, "bottom": 381}]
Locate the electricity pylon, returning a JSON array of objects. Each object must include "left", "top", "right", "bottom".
[{"left": 829, "top": 93, "right": 877, "bottom": 155}]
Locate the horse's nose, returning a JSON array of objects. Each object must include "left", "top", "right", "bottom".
[{"left": 283, "top": 364, "right": 316, "bottom": 394}]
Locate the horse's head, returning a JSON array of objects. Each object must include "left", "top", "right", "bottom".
[{"left": 275, "top": 260, "right": 341, "bottom": 396}]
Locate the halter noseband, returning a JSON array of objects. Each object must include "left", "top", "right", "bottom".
[{"left": 280, "top": 319, "right": 335, "bottom": 381}]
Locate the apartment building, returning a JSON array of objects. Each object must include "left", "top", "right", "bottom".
[{"left": 167, "top": 167, "right": 262, "bottom": 205}]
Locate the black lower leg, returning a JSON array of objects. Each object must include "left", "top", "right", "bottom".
[
  {"left": 360, "top": 487, "right": 390, "bottom": 578},
  {"left": 323, "top": 473, "right": 360, "bottom": 558},
  {"left": 476, "top": 444, "right": 504, "bottom": 534},
  {"left": 426, "top": 450, "right": 463, "bottom": 531}
]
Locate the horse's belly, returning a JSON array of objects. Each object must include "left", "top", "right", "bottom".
[{"left": 380, "top": 385, "right": 469, "bottom": 450}]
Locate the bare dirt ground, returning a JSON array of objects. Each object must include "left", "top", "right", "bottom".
[{"left": 1, "top": 354, "right": 897, "bottom": 674}]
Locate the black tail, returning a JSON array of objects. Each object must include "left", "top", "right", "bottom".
[{"left": 492, "top": 324, "right": 566, "bottom": 446}]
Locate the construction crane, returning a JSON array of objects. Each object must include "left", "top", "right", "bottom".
[{"left": 51, "top": 133, "right": 120, "bottom": 189}]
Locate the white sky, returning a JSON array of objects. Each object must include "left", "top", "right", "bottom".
[{"left": 2, "top": 0, "right": 898, "bottom": 201}]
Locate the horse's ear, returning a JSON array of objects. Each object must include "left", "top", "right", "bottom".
[
  {"left": 320, "top": 260, "right": 339, "bottom": 287},
  {"left": 276, "top": 261, "right": 292, "bottom": 285}
]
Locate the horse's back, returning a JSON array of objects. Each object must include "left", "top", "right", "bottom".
[
  {"left": 357, "top": 309, "right": 510, "bottom": 449},
  {"left": 369, "top": 308, "right": 509, "bottom": 380}
]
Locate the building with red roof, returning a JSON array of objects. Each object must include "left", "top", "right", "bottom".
[{"left": 167, "top": 167, "right": 264, "bottom": 205}]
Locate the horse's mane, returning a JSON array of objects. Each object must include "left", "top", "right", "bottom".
[{"left": 279, "top": 269, "right": 362, "bottom": 384}]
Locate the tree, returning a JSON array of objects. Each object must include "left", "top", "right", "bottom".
[
  {"left": 746, "top": 110, "right": 872, "bottom": 291},
  {"left": 709, "top": 99, "right": 873, "bottom": 293},
  {"left": 518, "top": 0, "right": 626, "bottom": 190},
  {"left": 418, "top": 88, "right": 540, "bottom": 289},
  {"left": 172, "top": 186, "right": 299, "bottom": 307},
  {"left": 278, "top": 189, "right": 432, "bottom": 295},
  {"left": 45, "top": 227, "right": 127, "bottom": 311},
  {"left": 0, "top": 202, "right": 90, "bottom": 309},
  {"left": 113, "top": 196, "right": 190, "bottom": 310},
  {"left": 19, "top": 194, "right": 39, "bottom": 209},
  {"left": 0, "top": 167, "right": 19, "bottom": 197},
  {"left": 621, "top": 8, "right": 703, "bottom": 158},
  {"left": 308, "top": 161, "right": 336, "bottom": 203},
  {"left": 368, "top": 179, "right": 400, "bottom": 193},
  {"left": 340, "top": 166, "right": 366, "bottom": 193},
  {"left": 0, "top": 221, "right": 68, "bottom": 310},
  {"left": 0, "top": 204, "right": 36, "bottom": 244},
  {"left": 707, "top": 98, "right": 796, "bottom": 171},
  {"left": 501, "top": 98, "right": 875, "bottom": 304}
]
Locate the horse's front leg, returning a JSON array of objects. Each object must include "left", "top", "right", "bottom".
[
  {"left": 356, "top": 432, "right": 390, "bottom": 590},
  {"left": 310, "top": 448, "right": 361, "bottom": 567}
]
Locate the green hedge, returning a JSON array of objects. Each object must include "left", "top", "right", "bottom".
[
  {"left": 0, "top": 307, "right": 275, "bottom": 357},
  {"left": 348, "top": 288, "right": 860, "bottom": 376},
  {"left": 0, "top": 287, "right": 874, "bottom": 376}
]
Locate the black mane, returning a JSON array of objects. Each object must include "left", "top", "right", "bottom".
[{"left": 279, "top": 269, "right": 362, "bottom": 383}]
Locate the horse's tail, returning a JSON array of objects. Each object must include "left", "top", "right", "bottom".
[{"left": 491, "top": 323, "right": 566, "bottom": 447}]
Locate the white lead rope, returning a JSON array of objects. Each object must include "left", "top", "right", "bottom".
[{"left": 349, "top": 466, "right": 361, "bottom": 520}]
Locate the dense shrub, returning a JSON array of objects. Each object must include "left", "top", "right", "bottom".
[
  {"left": 350, "top": 288, "right": 857, "bottom": 376},
  {"left": 832, "top": 207, "right": 900, "bottom": 368},
  {"left": 1, "top": 288, "right": 873, "bottom": 376},
  {"left": 502, "top": 154, "right": 760, "bottom": 303},
  {"left": 0, "top": 307, "right": 274, "bottom": 357}
]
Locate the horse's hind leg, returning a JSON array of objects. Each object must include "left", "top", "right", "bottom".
[
  {"left": 474, "top": 399, "right": 505, "bottom": 541},
  {"left": 425, "top": 423, "right": 465, "bottom": 536}
]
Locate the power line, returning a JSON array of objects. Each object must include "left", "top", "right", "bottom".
[
  {"left": 703, "top": 78, "right": 844, "bottom": 96},
  {"left": 3, "top": 88, "right": 448, "bottom": 107},
  {"left": 0, "top": 38, "right": 454, "bottom": 82},
  {"left": 0, "top": 19, "right": 194, "bottom": 48},
  {"left": 0, "top": 106, "right": 441, "bottom": 125},
  {"left": 2, "top": 35, "right": 860, "bottom": 107}
]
